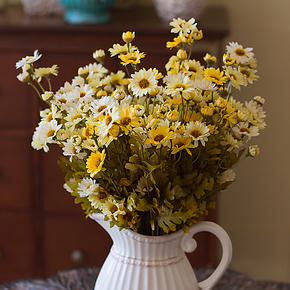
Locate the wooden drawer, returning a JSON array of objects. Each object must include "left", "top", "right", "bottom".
[
  {"left": 43, "top": 214, "right": 112, "bottom": 277},
  {"left": 0, "top": 211, "right": 34, "bottom": 283},
  {"left": 0, "top": 132, "right": 32, "bottom": 209}
]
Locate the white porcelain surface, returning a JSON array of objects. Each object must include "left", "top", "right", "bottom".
[{"left": 90, "top": 213, "right": 232, "bottom": 290}]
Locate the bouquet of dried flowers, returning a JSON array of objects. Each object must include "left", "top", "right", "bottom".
[{"left": 16, "top": 18, "right": 265, "bottom": 235}]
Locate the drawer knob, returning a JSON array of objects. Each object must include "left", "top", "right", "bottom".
[
  {"left": 0, "top": 249, "right": 3, "bottom": 260},
  {"left": 71, "top": 249, "right": 85, "bottom": 263}
]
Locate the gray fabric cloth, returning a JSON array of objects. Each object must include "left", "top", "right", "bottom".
[{"left": 1, "top": 267, "right": 290, "bottom": 290}]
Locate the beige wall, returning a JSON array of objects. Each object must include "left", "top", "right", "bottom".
[
  {"left": 209, "top": 0, "right": 290, "bottom": 283},
  {"left": 12, "top": 0, "right": 290, "bottom": 283}
]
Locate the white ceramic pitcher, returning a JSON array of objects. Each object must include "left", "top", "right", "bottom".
[{"left": 90, "top": 213, "right": 232, "bottom": 290}]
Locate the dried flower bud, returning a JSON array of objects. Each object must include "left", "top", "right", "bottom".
[
  {"left": 177, "top": 49, "right": 187, "bottom": 61},
  {"left": 248, "top": 145, "right": 260, "bottom": 157},
  {"left": 203, "top": 53, "right": 217, "bottom": 65},
  {"left": 134, "top": 105, "right": 145, "bottom": 117},
  {"left": 17, "top": 70, "right": 30, "bottom": 83},
  {"left": 149, "top": 86, "right": 160, "bottom": 96},
  {"left": 215, "top": 97, "right": 227, "bottom": 108},
  {"left": 237, "top": 110, "right": 248, "bottom": 122},
  {"left": 93, "top": 49, "right": 106, "bottom": 62},
  {"left": 167, "top": 110, "right": 179, "bottom": 122},
  {"left": 97, "top": 90, "right": 107, "bottom": 97},
  {"left": 112, "top": 88, "right": 126, "bottom": 101},
  {"left": 71, "top": 135, "right": 82, "bottom": 146},
  {"left": 122, "top": 31, "right": 135, "bottom": 43},
  {"left": 191, "top": 28, "right": 203, "bottom": 40},
  {"left": 78, "top": 67, "right": 89, "bottom": 78},
  {"left": 253, "top": 96, "right": 265, "bottom": 105},
  {"left": 223, "top": 53, "right": 236, "bottom": 66},
  {"left": 201, "top": 105, "right": 214, "bottom": 116},
  {"left": 41, "top": 91, "right": 53, "bottom": 101},
  {"left": 109, "top": 124, "right": 120, "bottom": 137}
]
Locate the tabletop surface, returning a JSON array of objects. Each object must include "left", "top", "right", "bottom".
[{"left": 1, "top": 267, "right": 290, "bottom": 290}]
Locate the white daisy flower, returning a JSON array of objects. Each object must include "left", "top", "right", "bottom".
[
  {"left": 170, "top": 17, "right": 197, "bottom": 37},
  {"left": 164, "top": 73, "right": 195, "bottom": 98},
  {"left": 77, "top": 178, "right": 96, "bottom": 197},
  {"left": 64, "top": 107, "right": 84, "bottom": 129},
  {"left": 71, "top": 76, "right": 85, "bottom": 87},
  {"left": 184, "top": 121, "right": 210, "bottom": 147},
  {"left": 232, "top": 122, "right": 259, "bottom": 140},
  {"left": 16, "top": 49, "right": 42, "bottom": 69},
  {"left": 129, "top": 68, "right": 158, "bottom": 98},
  {"left": 194, "top": 78, "right": 217, "bottom": 91},
  {"left": 217, "top": 169, "right": 236, "bottom": 184},
  {"left": 90, "top": 95, "right": 117, "bottom": 119},
  {"left": 31, "top": 119, "right": 62, "bottom": 152},
  {"left": 226, "top": 42, "right": 254, "bottom": 64},
  {"left": 75, "top": 84, "right": 95, "bottom": 105},
  {"left": 62, "top": 139, "right": 87, "bottom": 161}
]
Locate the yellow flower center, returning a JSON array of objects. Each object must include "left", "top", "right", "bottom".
[
  {"left": 72, "top": 114, "right": 82, "bottom": 121},
  {"left": 229, "top": 73, "right": 237, "bottom": 81},
  {"left": 83, "top": 126, "right": 94, "bottom": 138},
  {"left": 175, "top": 142, "right": 185, "bottom": 148},
  {"left": 120, "top": 117, "right": 131, "bottom": 126},
  {"left": 189, "top": 66, "right": 198, "bottom": 73},
  {"left": 190, "top": 130, "right": 202, "bottom": 138},
  {"left": 138, "top": 78, "right": 150, "bottom": 89},
  {"left": 46, "top": 129, "right": 55, "bottom": 138},
  {"left": 105, "top": 115, "right": 113, "bottom": 126},
  {"left": 154, "top": 134, "right": 165, "bottom": 142},
  {"left": 97, "top": 105, "right": 107, "bottom": 113},
  {"left": 174, "top": 84, "right": 186, "bottom": 90},
  {"left": 234, "top": 48, "right": 246, "bottom": 56},
  {"left": 128, "top": 56, "right": 138, "bottom": 62},
  {"left": 240, "top": 127, "right": 251, "bottom": 134},
  {"left": 58, "top": 98, "right": 67, "bottom": 104},
  {"left": 240, "top": 69, "right": 251, "bottom": 78},
  {"left": 79, "top": 91, "right": 86, "bottom": 98},
  {"left": 109, "top": 204, "right": 118, "bottom": 214},
  {"left": 46, "top": 114, "right": 53, "bottom": 122}
]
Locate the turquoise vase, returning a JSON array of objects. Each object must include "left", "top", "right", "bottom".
[{"left": 59, "top": 0, "right": 117, "bottom": 24}]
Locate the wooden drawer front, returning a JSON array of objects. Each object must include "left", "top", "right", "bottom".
[
  {"left": 0, "top": 211, "right": 34, "bottom": 283},
  {"left": 0, "top": 53, "right": 33, "bottom": 128},
  {"left": 0, "top": 133, "right": 32, "bottom": 209},
  {"left": 43, "top": 215, "right": 112, "bottom": 277}
]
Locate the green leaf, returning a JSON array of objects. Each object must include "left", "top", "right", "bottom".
[{"left": 156, "top": 207, "right": 190, "bottom": 233}]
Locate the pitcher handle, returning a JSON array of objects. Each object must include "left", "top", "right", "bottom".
[{"left": 180, "top": 221, "right": 232, "bottom": 290}]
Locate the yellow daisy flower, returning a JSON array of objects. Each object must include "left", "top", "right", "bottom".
[
  {"left": 109, "top": 43, "right": 131, "bottom": 57},
  {"left": 118, "top": 105, "right": 140, "bottom": 134},
  {"left": 166, "top": 36, "right": 182, "bottom": 49},
  {"left": 146, "top": 125, "right": 175, "bottom": 149},
  {"left": 86, "top": 149, "right": 106, "bottom": 177},
  {"left": 225, "top": 66, "right": 244, "bottom": 90},
  {"left": 122, "top": 31, "right": 135, "bottom": 43},
  {"left": 203, "top": 67, "right": 228, "bottom": 85},
  {"left": 119, "top": 50, "right": 145, "bottom": 66},
  {"left": 34, "top": 64, "right": 58, "bottom": 80},
  {"left": 171, "top": 136, "right": 195, "bottom": 155}
]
